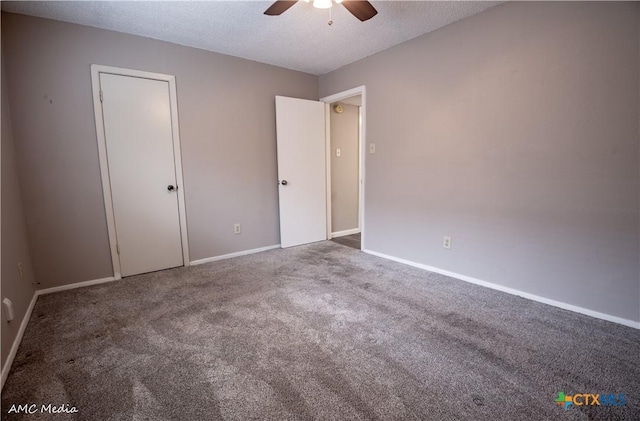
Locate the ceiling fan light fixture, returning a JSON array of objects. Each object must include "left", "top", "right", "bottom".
[
  {"left": 265, "top": 0, "right": 377, "bottom": 22},
  {"left": 313, "top": 0, "right": 332, "bottom": 9}
]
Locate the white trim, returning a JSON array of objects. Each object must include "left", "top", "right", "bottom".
[
  {"left": 331, "top": 228, "right": 360, "bottom": 238},
  {"left": 0, "top": 242, "right": 272, "bottom": 390},
  {"left": 363, "top": 249, "right": 640, "bottom": 330},
  {"left": 36, "top": 277, "right": 117, "bottom": 296},
  {"left": 4, "top": 255, "right": 635, "bottom": 393},
  {"left": 320, "top": 86, "right": 367, "bottom": 251},
  {"left": 190, "top": 245, "right": 281, "bottom": 266},
  {"left": 321, "top": 86, "right": 367, "bottom": 104},
  {"left": 360, "top": 89, "right": 366, "bottom": 251},
  {"left": 324, "top": 103, "right": 332, "bottom": 240},
  {"left": 90, "top": 64, "right": 190, "bottom": 280},
  {"left": 1, "top": 292, "right": 37, "bottom": 390},
  {"left": 167, "top": 72, "right": 191, "bottom": 267},
  {"left": 2, "top": 276, "right": 117, "bottom": 390},
  {"left": 91, "top": 66, "right": 121, "bottom": 279},
  {"left": 357, "top": 106, "right": 363, "bottom": 232}
]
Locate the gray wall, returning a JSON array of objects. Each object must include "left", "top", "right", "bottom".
[
  {"left": 2, "top": 12, "right": 318, "bottom": 288},
  {"left": 320, "top": 2, "right": 640, "bottom": 322},
  {"left": 330, "top": 103, "right": 360, "bottom": 233},
  {"left": 1, "top": 57, "right": 37, "bottom": 371}
]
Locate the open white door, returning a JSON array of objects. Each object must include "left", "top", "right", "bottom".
[{"left": 275, "top": 96, "right": 327, "bottom": 248}]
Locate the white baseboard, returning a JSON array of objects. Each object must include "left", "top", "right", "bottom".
[
  {"left": 6, "top": 245, "right": 633, "bottom": 393},
  {"left": 331, "top": 229, "right": 360, "bottom": 238},
  {"left": 363, "top": 249, "right": 640, "bottom": 330},
  {"left": 1, "top": 291, "right": 38, "bottom": 390},
  {"left": 36, "top": 276, "right": 117, "bottom": 296},
  {"left": 0, "top": 247, "right": 275, "bottom": 390},
  {"left": 190, "top": 244, "right": 281, "bottom": 266}
]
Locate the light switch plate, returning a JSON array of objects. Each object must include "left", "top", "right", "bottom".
[
  {"left": 369, "top": 143, "right": 376, "bottom": 154},
  {"left": 336, "top": 148, "right": 341, "bottom": 157}
]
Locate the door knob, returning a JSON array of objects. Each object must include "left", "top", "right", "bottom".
[
  {"left": 281, "top": 180, "right": 288, "bottom": 186},
  {"left": 167, "top": 185, "right": 175, "bottom": 192}
]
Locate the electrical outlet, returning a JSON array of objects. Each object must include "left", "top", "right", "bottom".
[
  {"left": 17, "top": 262, "right": 24, "bottom": 281},
  {"left": 369, "top": 143, "right": 376, "bottom": 154},
  {"left": 3, "top": 298, "right": 14, "bottom": 322},
  {"left": 234, "top": 223, "right": 242, "bottom": 235},
  {"left": 443, "top": 236, "right": 452, "bottom": 249}
]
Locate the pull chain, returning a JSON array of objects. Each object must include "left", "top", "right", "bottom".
[{"left": 328, "top": 6, "right": 333, "bottom": 25}]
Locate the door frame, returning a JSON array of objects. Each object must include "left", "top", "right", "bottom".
[
  {"left": 90, "top": 64, "right": 190, "bottom": 280},
  {"left": 320, "top": 86, "right": 366, "bottom": 250}
]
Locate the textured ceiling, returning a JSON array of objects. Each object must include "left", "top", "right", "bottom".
[{"left": 1, "top": 1, "right": 502, "bottom": 75}]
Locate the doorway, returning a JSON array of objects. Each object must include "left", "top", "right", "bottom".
[
  {"left": 328, "top": 97, "right": 362, "bottom": 250},
  {"left": 274, "top": 86, "right": 366, "bottom": 251},
  {"left": 91, "top": 65, "right": 189, "bottom": 279},
  {"left": 321, "top": 86, "right": 366, "bottom": 251}
]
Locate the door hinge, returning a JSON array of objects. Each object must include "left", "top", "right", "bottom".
[
  {"left": 116, "top": 244, "right": 120, "bottom": 254},
  {"left": 99, "top": 90, "right": 103, "bottom": 103}
]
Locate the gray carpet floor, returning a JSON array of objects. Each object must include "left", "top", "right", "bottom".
[{"left": 2, "top": 241, "right": 639, "bottom": 420}]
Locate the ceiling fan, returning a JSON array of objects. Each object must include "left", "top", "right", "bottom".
[{"left": 264, "top": 0, "right": 378, "bottom": 22}]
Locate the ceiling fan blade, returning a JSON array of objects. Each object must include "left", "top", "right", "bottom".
[
  {"left": 264, "top": 1, "right": 298, "bottom": 16},
  {"left": 341, "top": 1, "right": 378, "bottom": 22}
]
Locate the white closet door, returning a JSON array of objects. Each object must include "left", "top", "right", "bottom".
[{"left": 100, "top": 73, "right": 183, "bottom": 276}]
